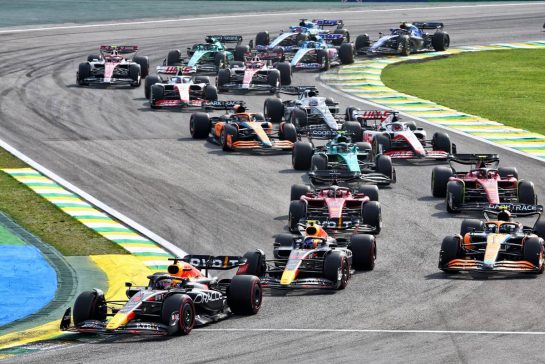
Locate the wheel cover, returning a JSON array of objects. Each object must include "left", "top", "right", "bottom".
[{"left": 181, "top": 303, "right": 193, "bottom": 328}]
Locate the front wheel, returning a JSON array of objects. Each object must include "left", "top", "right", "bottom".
[
  {"left": 161, "top": 294, "right": 195, "bottom": 336},
  {"left": 350, "top": 234, "right": 376, "bottom": 271},
  {"left": 323, "top": 251, "right": 349, "bottom": 289}
]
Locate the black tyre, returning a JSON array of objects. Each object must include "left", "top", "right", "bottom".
[
  {"left": 343, "top": 121, "right": 363, "bottom": 142},
  {"left": 446, "top": 181, "right": 464, "bottom": 213},
  {"left": 533, "top": 220, "right": 545, "bottom": 240},
  {"left": 345, "top": 106, "right": 360, "bottom": 122},
  {"left": 356, "top": 142, "right": 372, "bottom": 153},
  {"left": 332, "top": 28, "right": 349, "bottom": 45},
  {"left": 523, "top": 237, "right": 544, "bottom": 274},
  {"left": 166, "top": 49, "right": 182, "bottom": 66},
  {"left": 432, "top": 31, "right": 450, "bottom": 51},
  {"left": 216, "top": 68, "right": 231, "bottom": 91},
  {"left": 281, "top": 122, "right": 297, "bottom": 143},
  {"left": 241, "top": 251, "right": 265, "bottom": 277},
  {"left": 128, "top": 64, "right": 141, "bottom": 87},
  {"left": 73, "top": 290, "right": 106, "bottom": 325},
  {"left": 375, "top": 154, "right": 394, "bottom": 181},
  {"left": 405, "top": 120, "right": 417, "bottom": 131},
  {"left": 373, "top": 133, "right": 391, "bottom": 156},
  {"left": 87, "top": 54, "right": 101, "bottom": 62},
  {"left": 460, "top": 219, "right": 485, "bottom": 236},
  {"left": 264, "top": 97, "right": 284, "bottom": 123},
  {"left": 255, "top": 31, "right": 270, "bottom": 46},
  {"left": 439, "top": 236, "right": 460, "bottom": 271},
  {"left": 290, "top": 108, "right": 308, "bottom": 128},
  {"left": 133, "top": 56, "right": 149, "bottom": 78},
  {"left": 518, "top": 180, "right": 537, "bottom": 204},
  {"left": 228, "top": 275, "right": 262, "bottom": 315},
  {"left": 204, "top": 85, "right": 218, "bottom": 101},
  {"left": 498, "top": 167, "right": 518, "bottom": 180},
  {"left": 144, "top": 75, "right": 161, "bottom": 99},
  {"left": 189, "top": 112, "right": 211, "bottom": 139},
  {"left": 399, "top": 35, "right": 411, "bottom": 56},
  {"left": 290, "top": 184, "right": 312, "bottom": 201},
  {"left": 288, "top": 200, "right": 307, "bottom": 232},
  {"left": 77, "top": 63, "right": 91, "bottom": 86},
  {"left": 356, "top": 185, "right": 379, "bottom": 202},
  {"left": 431, "top": 166, "right": 454, "bottom": 198},
  {"left": 275, "top": 234, "right": 294, "bottom": 247},
  {"left": 317, "top": 49, "right": 330, "bottom": 71},
  {"left": 432, "top": 132, "right": 452, "bottom": 154},
  {"left": 355, "top": 34, "right": 370, "bottom": 51},
  {"left": 194, "top": 76, "right": 210, "bottom": 85},
  {"left": 214, "top": 52, "right": 227, "bottom": 68},
  {"left": 311, "top": 154, "right": 328, "bottom": 172},
  {"left": 323, "top": 251, "right": 349, "bottom": 289},
  {"left": 234, "top": 45, "right": 249, "bottom": 62},
  {"left": 161, "top": 294, "right": 195, "bottom": 335},
  {"left": 267, "top": 70, "right": 280, "bottom": 90},
  {"left": 350, "top": 234, "right": 376, "bottom": 270},
  {"left": 221, "top": 124, "right": 238, "bottom": 151},
  {"left": 275, "top": 62, "right": 292, "bottom": 86},
  {"left": 292, "top": 141, "right": 313, "bottom": 170},
  {"left": 150, "top": 84, "right": 164, "bottom": 107},
  {"left": 338, "top": 43, "right": 354, "bottom": 65},
  {"left": 361, "top": 201, "right": 381, "bottom": 234}
]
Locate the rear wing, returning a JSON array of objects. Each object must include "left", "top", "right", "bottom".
[
  {"left": 313, "top": 19, "right": 344, "bottom": 28},
  {"left": 449, "top": 153, "right": 499, "bottom": 165},
  {"left": 321, "top": 34, "right": 344, "bottom": 42},
  {"left": 206, "top": 35, "right": 243, "bottom": 44},
  {"left": 243, "top": 50, "right": 283, "bottom": 62},
  {"left": 412, "top": 22, "right": 444, "bottom": 30},
  {"left": 484, "top": 203, "right": 543, "bottom": 217},
  {"left": 201, "top": 100, "right": 245, "bottom": 110},
  {"left": 156, "top": 66, "right": 183, "bottom": 76},
  {"left": 277, "top": 86, "right": 319, "bottom": 96},
  {"left": 178, "top": 255, "right": 247, "bottom": 270},
  {"left": 352, "top": 110, "right": 398, "bottom": 121},
  {"left": 99, "top": 45, "right": 139, "bottom": 54}
]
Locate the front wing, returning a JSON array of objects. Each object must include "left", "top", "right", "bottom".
[
  {"left": 441, "top": 259, "right": 540, "bottom": 273},
  {"left": 260, "top": 277, "right": 338, "bottom": 289}
]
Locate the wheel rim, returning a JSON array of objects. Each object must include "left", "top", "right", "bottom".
[
  {"left": 181, "top": 303, "right": 193, "bottom": 328},
  {"left": 189, "top": 120, "right": 194, "bottom": 135},
  {"left": 252, "top": 283, "right": 262, "bottom": 309}
]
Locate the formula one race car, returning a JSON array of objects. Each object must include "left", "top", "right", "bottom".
[
  {"left": 144, "top": 70, "right": 217, "bottom": 109},
  {"left": 431, "top": 154, "right": 537, "bottom": 213},
  {"left": 287, "top": 38, "right": 354, "bottom": 71},
  {"left": 346, "top": 108, "right": 454, "bottom": 160},
  {"left": 264, "top": 87, "right": 362, "bottom": 140},
  {"left": 355, "top": 22, "right": 449, "bottom": 56},
  {"left": 190, "top": 101, "right": 297, "bottom": 151},
  {"left": 76, "top": 45, "right": 149, "bottom": 87},
  {"left": 164, "top": 35, "right": 247, "bottom": 74},
  {"left": 291, "top": 132, "right": 395, "bottom": 186},
  {"left": 216, "top": 52, "right": 292, "bottom": 93},
  {"left": 60, "top": 256, "right": 262, "bottom": 336},
  {"left": 239, "top": 222, "right": 376, "bottom": 290},
  {"left": 439, "top": 205, "right": 545, "bottom": 273},
  {"left": 288, "top": 183, "right": 382, "bottom": 235}
]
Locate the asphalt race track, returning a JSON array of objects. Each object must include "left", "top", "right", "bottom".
[{"left": 2, "top": 3, "right": 545, "bottom": 363}]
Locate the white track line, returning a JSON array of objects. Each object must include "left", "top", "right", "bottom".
[
  {"left": 198, "top": 328, "right": 545, "bottom": 336},
  {"left": 0, "top": 138, "right": 187, "bottom": 257},
  {"left": 1, "top": 2, "right": 544, "bottom": 34}
]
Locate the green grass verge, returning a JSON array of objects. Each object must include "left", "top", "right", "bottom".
[
  {"left": 0, "top": 148, "right": 126, "bottom": 256},
  {"left": 382, "top": 49, "right": 545, "bottom": 135}
]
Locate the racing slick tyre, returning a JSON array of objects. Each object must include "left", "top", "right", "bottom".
[
  {"left": 345, "top": 107, "right": 360, "bottom": 122},
  {"left": 194, "top": 76, "right": 211, "bottom": 85},
  {"left": 292, "top": 141, "right": 314, "bottom": 170},
  {"left": 221, "top": 124, "right": 238, "bottom": 151},
  {"left": 446, "top": 181, "right": 464, "bottom": 213},
  {"left": 264, "top": 97, "right": 284, "bottom": 123},
  {"left": 275, "top": 62, "right": 292, "bottom": 86},
  {"left": 375, "top": 154, "right": 394, "bottom": 181},
  {"left": 73, "top": 290, "right": 107, "bottom": 325},
  {"left": 349, "top": 234, "right": 376, "bottom": 271},
  {"left": 290, "top": 184, "right": 312, "bottom": 201},
  {"left": 311, "top": 154, "right": 328, "bottom": 171},
  {"left": 460, "top": 219, "right": 485, "bottom": 236},
  {"left": 76, "top": 63, "right": 91, "bottom": 86},
  {"left": 216, "top": 68, "right": 231, "bottom": 92},
  {"left": 498, "top": 167, "right": 519, "bottom": 180},
  {"left": 361, "top": 201, "right": 381, "bottom": 234},
  {"left": 399, "top": 35, "right": 411, "bottom": 56},
  {"left": 133, "top": 56, "right": 149, "bottom": 78},
  {"left": 439, "top": 236, "right": 461, "bottom": 272},
  {"left": 128, "top": 64, "right": 141, "bottom": 87},
  {"left": 166, "top": 49, "right": 182, "bottom": 66},
  {"left": 356, "top": 142, "right": 372, "bottom": 153},
  {"left": 289, "top": 200, "right": 307, "bottom": 232},
  {"left": 241, "top": 251, "right": 266, "bottom": 277},
  {"left": 274, "top": 234, "right": 294, "bottom": 259},
  {"left": 144, "top": 75, "right": 161, "bottom": 99},
  {"left": 280, "top": 122, "right": 297, "bottom": 144},
  {"left": 338, "top": 43, "right": 354, "bottom": 65},
  {"left": 405, "top": 120, "right": 417, "bottom": 131},
  {"left": 372, "top": 133, "right": 391, "bottom": 156},
  {"left": 234, "top": 45, "right": 250, "bottom": 62},
  {"left": 189, "top": 112, "right": 211, "bottom": 139},
  {"left": 432, "top": 31, "right": 450, "bottom": 51},
  {"left": 267, "top": 70, "right": 281, "bottom": 92},
  {"left": 290, "top": 108, "right": 308, "bottom": 128},
  {"left": 228, "top": 275, "right": 262, "bottom": 315},
  {"left": 523, "top": 237, "right": 544, "bottom": 274},
  {"left": 533, "top": 220, "right": 545, "bottom": 240},
  {"left": 343, "top": 121, "right": 363, "bottom": 142},
  {"left": 518, "top": 180, "right": 537, "bottom": 205},
  {"left": 356, "top": 184, "right": 379, "bottom": 202},
  {"left": 431, "top": 166, "right": 454, "bottom": 198},
  {"left": 214, "top": 52, "right": 227, "bottom": 69},
  {"left": 432, "top": 132, "right": 452, "bottom": 154},
  {"left": 317, "top": 49, "right": 330, "bottom": 71},
  {"left": 333, "top": 28, "right": 350, "bottom": 44},
  {"left": 323, "top": 251, "right": 349, "bottom": 290},
  {"left": 204, "top": 85, "right": 218, "bottom": 101},
  {"left": 87, "top": 54, "right": 101, "bottom": 62},
  {"left": 355, "top": 34, "right": 371, "bottom": 51},
  {"left": 161, "top": 294, "right": 195, "bottom": 335},
  {"left": 150, "top": 84, "right": 164, "bottom": 109},
  {"left": 255, "top": 31, "right": 270, "bottom": 47}
]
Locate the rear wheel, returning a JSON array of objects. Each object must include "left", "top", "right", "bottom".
[
  {"left": 288, "top": 200, "right": 307, "bottom": 232},
  {"left": 323, "top": 252, "right": 349, "bottom": 289},
  {"left": 241, "top": 251, "right": 265, "bottom": 277},
  {"left": 280, "top": 122, "right": 297, "bottom": 144},
  {"left": 431, "top": 166, "right": 454, "bottom": 197},
  {"left": 292, "top": 141, "right": 313, "bottom": 170},
  {"left": 194, "top": 76, "right": 210, "bottom": 85},
  {"left": 214, "top": 52, "right": 227, "bottom": 68},
  {"left": 446, "top": 181, "right": 464, "bottom": 213},
  {"left": 373, "top": 134, "right": 391, "bottom": 156},
  {"left": 332, "top": 28, "right": 349, "bottom": 45},
  {"left": 361, "top": 201, "right": 381, "bottom": 234},
  {"left": 144, "top": 75, "right": 161, "bottom": 99},
  {"left": 432, "top": 132, "right": 452, "bottom": 154},
  {"left": 345, "top": 106, "right": 360, "bottom": 122},
  {"left": 523, "top": 237, "right": 544, "bottom": 274},
  {"left": 255, "top": 31, "right": 270, "bottom": 46},
  {"left": 355, "top": 34, "right": 370, "bottom": 51},
  {"left": 343, "top": 121, "right": 363, "bottom": 142},
  {"left": 73, "top": 290, "right": 106, "bottom": 325},
  {"left": 166, "top": 49, "right": 182, "bottom": 66},
  {"left": 234, "top": 45, "right": 249, "bottom": 62},
  {"left": 356, "top": 185, "right": 379, "bottom": 202},
  {"left": 189, "top": 112, "right": 211, "bottom": 139},
  {"left": 518, "top": 180, "right": 536, "bottom": 204},
  {"left": 350, "top": 234, "right": 376, "bottom": 270},
  {"left": 290, "top": 184, "right": 312, "bottom": 201},
  {"left": 432, "top": 31, "right": 450, "bottom": 51},
  {"left": 498, "top": 167, "right": 519, "bottom": 179},
  {"left": 338, "top": 43, "right": 354, "bottom": 64},
  {"left": 290, "top": 108, "right": 308, "bottom": 128},
  {"left": 264, "top": 97, "right": 284, "bottom": 123},
  {"left": 439, "top": 236, "right": 460, "bottom": 272},
  {"left": 161, "top": 294, "right": 194, "bottom": 336},
  {"left": 460, "top": 219, "right": 484, "bottom": 236},
  {"left": 228, "top": 275, "right": 262, "bottom": 315},
  {"left": 77, "top": 63, "right": 91, "bottom": 86}
]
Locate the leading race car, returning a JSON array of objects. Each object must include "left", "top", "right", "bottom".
[
  {"left": 190, "top": 102, "right": 297, "bottom": 151},
  {"left": 431, "top": 154, "right": 537, "bottom": 213},
  {"left": 76, "top": 45, "right": 149, "bottom": 87},
  {"left": 238, "top": 222, "right": 376, "bottom": 290},
  {"left": 346, "top": 108, "right": 455, "bottom": 160},
  {"left": 355, "top": 22, "right": 450, "bottom": 56},
  {"left": 439, "top": 205, "right": 545, "bottom": 273},
  {"left": 60, "top": 256, "right": 262, "bottom": 336}
]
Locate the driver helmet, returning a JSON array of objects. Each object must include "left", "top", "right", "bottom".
[
  {"left": 497, "top": 209, "right": 511, "bottom": 222},
  {"left": 336, "top": 135, "right": 349, "bottom": 143},
  {"left": 181, "top": 76, "right": 192, "bottom": 83},
  {"left": 156, "top": 278, "right": 173, "bottom": 290},
  {"left": 391, "top": 122, "right": 403, "bottom": 131},
  {"left": 303, "top": 237, "right": 322, "bottom": 249},
  {"left": 400, "top": 22, "right": 408, "bottom": 29},
  {"left": 308, "top": 97, "right": 319, "bottom": 107},
  {"left": 307, "top": 90, "right": 317, "bottom": 97},
  {"left": 172, "top": 76, "right": 183, "bottom": 84},
  {"left": 337, "top": 142, "right": 349, "bottom": 152},
  {"left": 499, "top": 223, "right": 516, "bottom": 234},
  {"left": 234, "top": 104, "right": 246, "bottom": 113}
]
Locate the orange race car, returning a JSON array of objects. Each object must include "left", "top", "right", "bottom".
[{"left": 189, "top": 101, "right": 297, "bottom": 151}]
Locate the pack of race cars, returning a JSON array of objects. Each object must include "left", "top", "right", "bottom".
[{"left": 64, "top": 18, "right": 545, "bottom": 338}]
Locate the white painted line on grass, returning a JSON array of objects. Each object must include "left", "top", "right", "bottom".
[{"left": 1, "top": 2, "right": 544, "bottom": 34}]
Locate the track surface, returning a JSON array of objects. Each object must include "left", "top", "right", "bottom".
[{"left": 2, "top": 3, "right": 545, "bottom": 363}]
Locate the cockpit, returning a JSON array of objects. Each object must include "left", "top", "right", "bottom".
[
  {"left": 387, "top": 122, "right": 406, "bottom": 132},
  {"left": 471, "top": 168, "right": 498, "bottom": 179},
  {"left": 485, "top": 222, "right": 520, "bottom": 234},
  {"left": 322, "top": 187, "right": 349, "bottom": 198}
]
